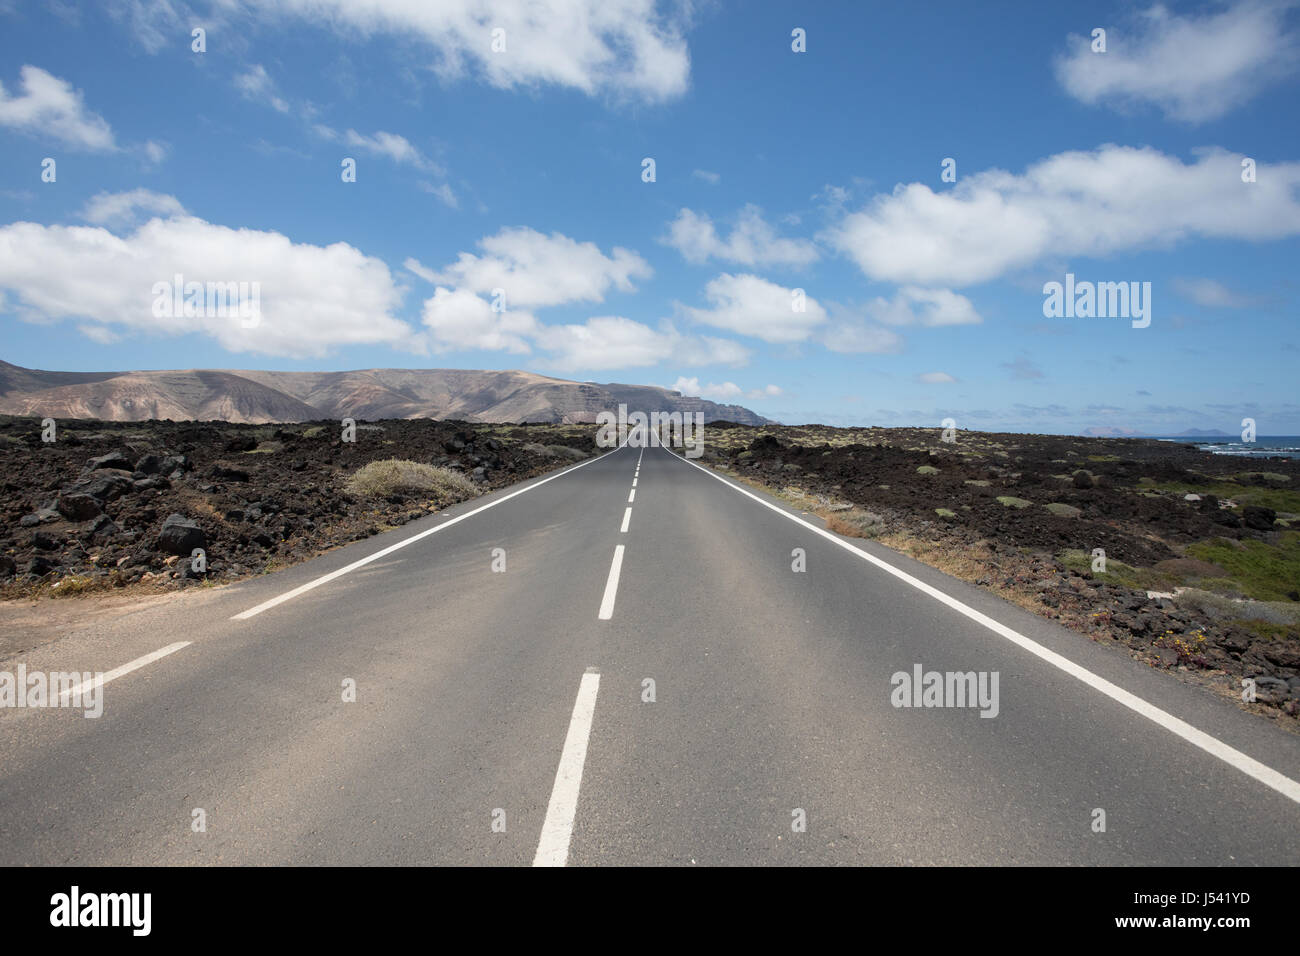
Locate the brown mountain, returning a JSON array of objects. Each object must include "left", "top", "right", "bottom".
[{"left": 0, "top": 361, "right": 771, "bottom": 425}]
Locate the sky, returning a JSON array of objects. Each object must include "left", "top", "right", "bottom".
[{"left": 0, "top": 0, "right": 1297, "bottom": 434}]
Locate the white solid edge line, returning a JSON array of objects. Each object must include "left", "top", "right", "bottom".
[
  {"left": 620, "top": 507, "right": 632, "bottom": 533},
  {"left": 597, "top": 545, "right": 625, "bottom": 620},
  {"left": 674, "top": 452, "right": 1300, "bottom": 806},
  {"left": 232, "top": 445, "right": 625, "bottom": 620},
  {"left": 533, "top": 670, "right": 601, "bottom": 866},
  {"left": 58, "top": 641, "right": 192, "bottom": 703}
]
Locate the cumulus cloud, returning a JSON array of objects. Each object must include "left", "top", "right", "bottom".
[
  {"left": 420, "top": 286, "right": 537, "bottom": 353},
  {"left": 663, "top": 205, "right": 818, "bottom": 267},
  {"left": 80, "top": 189, "right": 187, "bottom": 226},
  {"left": 668, "top": 376, "right": 740, "bottom": 399},
  {"left": 685, "top": 273, "right": 827, "bottom": 343},
  {"left": 420, "top": 227, "right": 652, "bottom": 308},
  {"left": 827, "top": 145, "right": 1300, "bottom": 286},
  {"left": 0, "top": 199, "right": 413, "bottom": 357},
  {"left": 864, "top": 287, "right": 982, "bottom": 326},
  {"left": 917, "top": 371, "right": 957, "bottom": 384},
  {"left": 1054, "top": 2, "right": 1300, "bottom": 123},
  {"left": 533, "top": 317, "right": 749, "bottom": 371},
  {"left": 0, "top": 65, "right": 115, "bottom": 150},
  {"left": 669, "top": 376, "right": 781, "bottom": 400},
  {"left": 240, "top": 0, "right": 691, "bottom": 103}
]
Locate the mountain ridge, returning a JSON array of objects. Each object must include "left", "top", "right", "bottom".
[{"left": 0, "top": 361, "right": 771, "bottom": 425}]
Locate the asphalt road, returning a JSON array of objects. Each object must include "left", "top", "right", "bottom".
[{"left": 1, "top": 442, "right": 1297, "bottom": 865}]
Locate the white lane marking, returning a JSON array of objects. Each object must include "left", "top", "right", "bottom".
[
  {"left": 534, "top": 669, "right": 601, "bottom": 867},
  {"left": 675, "top": 453, "right": 1300, "bottom": 806},
  {"left": 57, "top": 642, "right": 191, "bottom": 703},
  {"left": 233, "top": 446, "right": 622, "bottom": 620},
  {"left": 620, "top": 507, "right": 632, "bottom": 533},
  {"left": 597, "top": 545, "right": 625, "bottom": 620},
  {"left": 627, "top": 488, "right": 635, "bottom": 503},
  {"left": 632, "top": 477, "right": 637, "bottom": 487}
]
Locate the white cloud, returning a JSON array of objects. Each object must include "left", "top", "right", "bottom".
[
  {"left": 820, "top": 321, "right": 903, "bottom": 355},
  {"left": 813, "top": 183, "right": 850, "bottom": 209},
  {"left": 0, "top": 65, "right": 115, "bottom": 150},
  {"left": 403, "top": 258, "right": 440, "bottom": 283},
  {"left": 80, "top": 189, "right": 187, "bottom": 227},
  {"left": 533, "top": 317, "right": 750, "bottom": 371},
  {"left": 1171, "top": 276, "right": 1250, "bottom": 307},
  {"left": 420, "top": 286, "right": 537, "bottom": 353},
  {"left": 827, "top": 145, "right": 1300, "bottom": 286},
  {"left": 691, "top": 169, "right": 720, "bottom": 184},
  {"left": 107, "top": 0, "right": 192, "bottom": 53},
  {"left": 0, "top": 206, "right": 414, "bottom": 358},
  {"left": 865, "top": 287, "right": 982, "bottom": 326},
  {"left": 424, "top": 227, "right": 652, "bottom": 308},
  {"left": 663, "top": 205, "right": 818, "bottom": 267},
  {"left": 343, "top": 129, "right": 438, "bottom": 171},
  {"left": 420, "top": 181, "right": 459, "bottom": 208},
  {"left": 669, "top": 376, "right": 741, "bottom": 399},
  {"left": 313, "top": 124, "right": 442, "bottom": 173},
  {"left": 1054, "top": 2, "right": 1300, "bottom": 123},
  {"left": 675, "top": 333, "right": 751, "bottom": 367},
  {"left": 685, "top": 273, "right": 827, "bottom": 343},
  {"left": 235, "top": 64, "right": 290, "bottom": 112},
  {"left": 141, "top": 139, "right": 170, "bottom": 164},
  {"left": 77, "top": 323, "right": 120, "bottom": 345},
  {"left": 917, "top": 371, "right": 957, "bottom": 384},
  {"left": 241, "top": 0, "right": 690, "bottom": 103},
  {"left": 669, "top": 376, "right": 782, "bottom": 401}
]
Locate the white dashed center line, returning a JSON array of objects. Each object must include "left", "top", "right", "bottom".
[
  {"left": 597, "top": 545, "right": 625, "bottom": 620},
  {"left": 533, "top": 669, "right": 601, "bottom": 867},
  {"left": 56, "top": 641, "right": 192, "bottom": 705}
]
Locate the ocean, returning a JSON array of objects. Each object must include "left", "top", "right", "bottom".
[{"left": 1152, "top": 437, "right": 1300, "bottom": 460}]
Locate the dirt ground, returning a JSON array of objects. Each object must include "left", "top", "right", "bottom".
[{"left": 0, "top": 415, "right": 596, "bottom": 601}]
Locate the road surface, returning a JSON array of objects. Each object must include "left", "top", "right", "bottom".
[{"left": 1, "top": 443, "right": 1297, "bottom": 865}]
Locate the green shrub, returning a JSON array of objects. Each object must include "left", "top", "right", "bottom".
[{"left": 1185, "top": 533, "right": 1300, "bottom": 602}]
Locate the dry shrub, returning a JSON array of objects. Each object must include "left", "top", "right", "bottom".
[{"left": 345, "top": 459, "right": 479, "bottom": 505}]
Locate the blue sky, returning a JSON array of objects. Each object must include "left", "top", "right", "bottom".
[{"left": 0, "top": 0, "right": 1297, "bottom": 434}]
